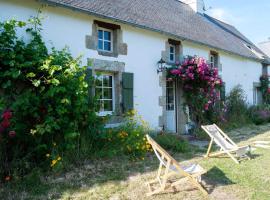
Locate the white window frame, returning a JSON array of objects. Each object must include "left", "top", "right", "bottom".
[
  {"left": 97, "top": 27, "right": 113, "bottom": 52},
  {"left": 95, "top": 73, "right": 115, "bottom": 116},
  {"left": 166, "top": 81, "right": 175, "bottom": 111},
  {"left": 210, "top": 54, "right": 215, "bottom": 68},
  {"left": 169, "top": 44, "right": 176, "bottom": 63},
  {"left": 253, "top": 86, "right": 262, "bottom": 105}
]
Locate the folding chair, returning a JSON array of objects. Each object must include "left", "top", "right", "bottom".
[
  {"left": 146, "top": 134, "right": 208, "bottom": 196},
  {"left": 201, "top": 124, "right": 270, "bottom": 164}
]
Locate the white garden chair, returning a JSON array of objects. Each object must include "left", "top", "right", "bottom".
[
  {"left": 146, "top": 134, "right": 208, "bottom": 196},
  {"left": 202, "top": 124, "right": 270, "bottom": 164}
]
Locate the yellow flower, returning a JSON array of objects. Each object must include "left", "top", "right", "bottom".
[
  {"left": 53, "top": 142, "right": 56, "bottom": 146},
  {"left": 50, "top": 159, "right": 57, "bottom": 167},
  {"left": 57, "top": 156, "right": 61, "bottom": 161},
  {"left": 46, "top": 153, "right": 50, "bottom": 158}
]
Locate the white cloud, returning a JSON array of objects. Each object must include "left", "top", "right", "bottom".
[
  {"left": 209, "top": 8, "right": 225, "bottom": 21},
  {"left": 207, "top": 8, "right": 243, "bottom": 25}
]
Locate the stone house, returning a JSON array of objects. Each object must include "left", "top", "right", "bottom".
[{"left": 1, "top": 0, "right": 269, "bottom": 133}]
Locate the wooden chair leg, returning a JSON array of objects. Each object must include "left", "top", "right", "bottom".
[
  {"left": 205, "top": 138, "right": 213, "bottom": 158},
  {"left": 226, "top": 151, "right": 239, "bottom": 164}
]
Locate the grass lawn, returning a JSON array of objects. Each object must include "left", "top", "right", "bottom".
[{"left": 1, "top": 124, "right": 270, "bottom": 200}]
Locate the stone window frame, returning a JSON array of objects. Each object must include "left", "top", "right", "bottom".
[
  {"left": 161, "top": 39, "right": 182, "bottom": 65},
  {"left": 209, "top": 51, "right": 219, "bottom": 68},
  {"left": 86, "top": 20, "right": 127, "bottom": 58},
  {"left": 88, "top": 58, "right": 125, "bottom": 118},
  {"left": 209, "top": 50, "right": 222, "bottom": 77},
  {"left": 168, "top": 44, "right": 176, "bottom": 63}
]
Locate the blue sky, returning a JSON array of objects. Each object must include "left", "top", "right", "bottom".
[{"left": 204, "top": 0, "right": 270, "bottom": 44}]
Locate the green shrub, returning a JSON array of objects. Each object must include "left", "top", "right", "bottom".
[
  {"left": 249, "top": 105, "right": 270, "bottom": 125},
  {"left": 0, "top": 17, "right": 104, "bottom": 179},
  {"left": 97, "top": 110, "right": 151, "bottom": 159},
  {"left": 219, "top": 85, "right": 251, "bottom": 129},
  {"left": 153, "top": 134, "right": 190, "bottom": 153}
]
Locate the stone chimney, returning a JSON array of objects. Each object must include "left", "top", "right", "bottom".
[{"left": 181, "top": 0, "right": 205, "bottom": 13}]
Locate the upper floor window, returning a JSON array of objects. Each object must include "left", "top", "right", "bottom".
[
  {"left": 210, "top": 51, "right": 218, "bottom": 68},
  {"left": 96, "top": 73, "right": 114, "bottom": 115},
  {"left": 98, "top": 28, "right": 113, "bottom": 52},
  {"left": 169, "top": 44, "right": 176, "bottom": 63}
]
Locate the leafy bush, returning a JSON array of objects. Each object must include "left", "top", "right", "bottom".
[
  {"left": 249, "top": 105, "right": 270, "bottom": 125},
  {"left": 0, "top": 17, "right": 104, "bottom": 179},
  {"left": 97, "top": 110, "right": 151, "bottom": 159},
  {"left": 224, "top": 85, "right": 251, "bottom": 127},
  {"left": 153, "top": 134, "right": 190, "bottom": 153}
]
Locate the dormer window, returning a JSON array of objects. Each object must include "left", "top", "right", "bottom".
[
  {"left": 98, "top": 28, "right": 113, "bottom": 52},
  {"left": 169, "top": 44, "right": 176, "bottom": 63}
]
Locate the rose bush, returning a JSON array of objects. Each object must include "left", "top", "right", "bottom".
[{"left": 168, "top": 56, "right": 223, "bottom": 124}]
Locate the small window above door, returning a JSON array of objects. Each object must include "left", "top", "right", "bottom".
[
  {"left": 210, "top": 51, "right": 219, "bottom": 68},
  {"left": 169, "top": 44, "right": 176, "bottom": 63}
]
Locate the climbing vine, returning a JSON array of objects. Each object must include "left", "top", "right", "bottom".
[{"left": 168, "top": 56, "right": 223, "bottom": 124}]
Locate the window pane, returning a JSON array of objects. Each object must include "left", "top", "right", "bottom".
[
  {"left": 98, "top": 40, "right": 103, "bottom": 50},
  {"left": 103, "top": 75, "right": 112, "bottom": 87},
  {"left": 167, "top": 81, "right": 173, "bottom": 88},
  {"left": 95, "top": 76, "right": 103, "bottom": 86},
  {"left": 95, "top": 88, "right": 103, "bottom": 98},
  {"left": 104, "top": 41, "right": 111, "bottom": 51},
  {"left": 170, "top": 46, "right": 175, "bottom": 53},
  {"left": 98, "top": 30, "right": 103, "bottom": 39},
  {"left": 170, "top": 53, "right": 174, "bottom": 61},
  {"left": 103, "top": 88, "right": 112, "bottom": 99},
  {"left": 104, "top": 31, "right": 111, "bottom": 41},
  {"left": 99, "top": 100, "right": 104, "bottom": 111},
  {"left": 103, "top": 100, "right": 113, "bottom": 111}
]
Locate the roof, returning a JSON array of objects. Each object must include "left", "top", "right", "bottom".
[{"left": 41, "top": 0, "right": 268, "bottom": 61}]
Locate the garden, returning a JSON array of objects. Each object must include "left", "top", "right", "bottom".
[{"left": 1, "top": 16, "right": 270, "bottom": 200}]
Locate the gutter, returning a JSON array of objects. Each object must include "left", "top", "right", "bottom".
[{"left": 39, "top": 0, "right": 266, "bottom": 63}]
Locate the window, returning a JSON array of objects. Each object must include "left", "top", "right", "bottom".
[
  {"left": 210, "top": 52, "right": 219, "bottom": 68},
  {"left": 96, "top": 74, "right": 114, "bottom": 115},
  {"left": 253, "top": 86, "right": 263, "bottom": 105},
  {"left": 166, "top": 81, "right": 175, "bottom": 111},
  {"left": 169, "top": 45, "right": 176, "bottom": 63},
  {"left": 98, "top": 28, "right": 113, "bottom": 52}
]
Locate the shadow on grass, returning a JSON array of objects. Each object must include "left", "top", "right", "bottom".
[{"left": 203, "top": 166, "right": 235, "bottom": 194}]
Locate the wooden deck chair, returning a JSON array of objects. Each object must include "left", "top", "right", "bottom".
[
  {"left": 201, "top": 124, "right": 270, "bottom": 164},
  {"left": 146, "top": 134, "right": 208, "bottom": 196}
]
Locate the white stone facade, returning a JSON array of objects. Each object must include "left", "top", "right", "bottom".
[{"left": 0, "top": 0, "right": 264, "bottom": 131}]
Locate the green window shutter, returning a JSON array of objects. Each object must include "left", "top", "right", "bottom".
[
  {"left": 220, "top": 82, "right": 226, "bottom": 101},
  {"left": 85, "top": 68, "right": 94, "bottom": 102},
  {"left": 122, "top": 72, "right": 134, "bottom": 112}
]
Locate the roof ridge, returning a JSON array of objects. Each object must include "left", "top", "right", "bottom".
[{"left": 204, "top": 14, "right": 254, "bottom": 46}]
